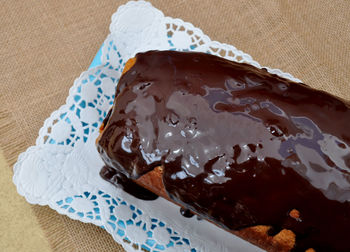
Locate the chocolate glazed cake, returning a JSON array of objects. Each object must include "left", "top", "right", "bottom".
[{"left": 96, "top": 51, "right": 350, "bottom": 252}]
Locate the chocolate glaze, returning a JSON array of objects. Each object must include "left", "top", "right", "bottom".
[
  {"left": 100, "top": 165, "right": 158, "bottom": 200},
  {"left": 97, "top": 51, "right": 350, "bottom": 251},
  {"left": 180, "top": 207, "right": 195, "bottom": 218}
]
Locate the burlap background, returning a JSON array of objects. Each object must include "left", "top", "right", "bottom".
[{"left": 1, "top": 0, "right": 350, "bottom": 251}]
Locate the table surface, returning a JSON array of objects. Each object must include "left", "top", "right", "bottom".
[{"left": 1, "top": 0, "right": 350, "bottom": 251}]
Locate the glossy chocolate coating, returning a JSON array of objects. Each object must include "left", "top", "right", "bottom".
[
  {"left": 100, "top": 165, "right": 158, "bottom": 200},
  {"left": 180, "top": 208, "right": 195, "bottom": 218},
  {"left": 97, "top": 51, "right": 350, "bottom": 251}
]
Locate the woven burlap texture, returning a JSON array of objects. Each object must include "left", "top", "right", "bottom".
[{"left": 1, "top": 0, "right": 350, "bottom": 251}]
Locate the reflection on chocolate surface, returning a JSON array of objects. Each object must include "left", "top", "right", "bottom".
[{"left": 97, "top": 51, "right": 350, "bottom": 251}]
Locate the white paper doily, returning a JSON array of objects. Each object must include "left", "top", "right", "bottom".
[{"left": 13, "top": 1, "right": 302, "bottom": 251}]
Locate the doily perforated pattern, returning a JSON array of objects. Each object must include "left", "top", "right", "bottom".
[{"left": 13, "top": 1, "right": 302, "bottom": 251}]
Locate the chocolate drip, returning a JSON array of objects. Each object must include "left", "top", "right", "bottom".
[
  {"left": 97, "top": 51, "right": 350, "bottom": 251},
  {"left": 100, "top": 166, "right": 158, "bottom": 200},
  {"left": 180, "top": 208, "right": 194, "bottom": 218}
]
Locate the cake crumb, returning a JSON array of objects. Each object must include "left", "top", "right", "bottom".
[{"left": 289, "top": 209, "right": 301, "bottom": 221}]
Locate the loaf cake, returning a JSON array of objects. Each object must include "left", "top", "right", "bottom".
[{"left": 96, "top": 50, "right": 350, "bottom": 251}]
